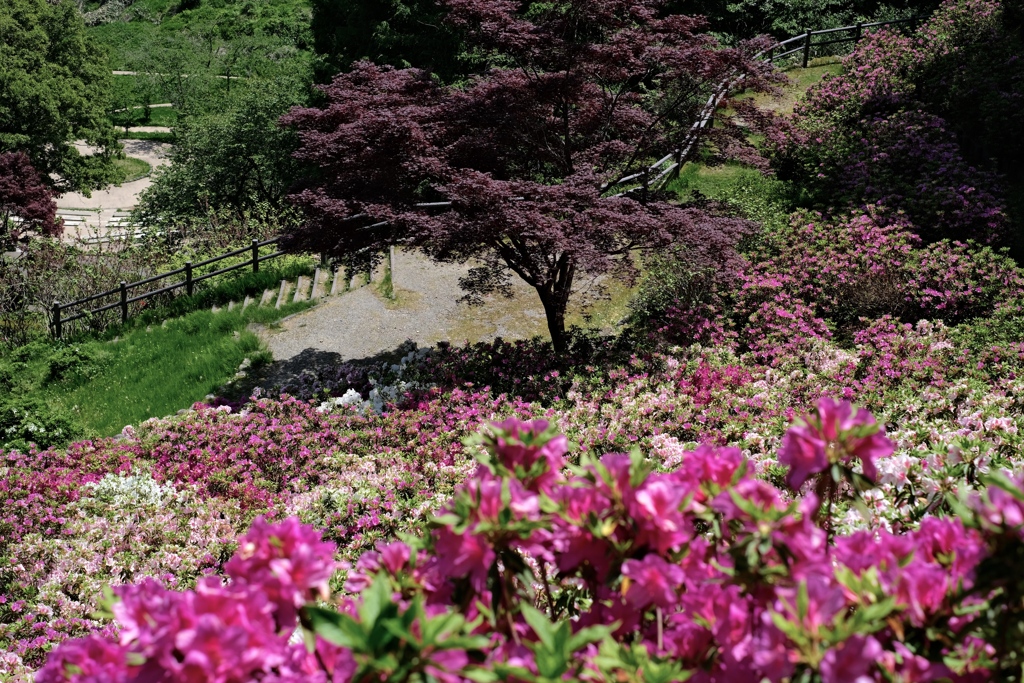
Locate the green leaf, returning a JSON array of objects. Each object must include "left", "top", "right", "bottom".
[
  {"left": 535, "top": 645, "right": 568, "bottom": 679},
  {"left": 430, "top": 512, "right": 463, "bottom": 527},
  {"left": 520, "top": 603, "right": 556, "bottom": 650},
  {"left": 980, "top": 470, "right": 1024, "bottom": 502},
  {"left": 796, "top": 580, "right": 809, "bottom": 621},
  {"left": 359, "top": 574, "right": 391, "bottom": 626},
  {"left": 382, "top": 618, "right": 420, "bottom": 646},
  {"left": 305, "top": 606, "right": 368, "bottom": 650},
  {"left": 567, "top": 624, "right": 614, "bottom": 652}
]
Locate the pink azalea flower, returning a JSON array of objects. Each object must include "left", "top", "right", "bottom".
[
  {"left": 621, "top": 555, "right": 686, "bottom": 609},
  {"left": 491, "top": 418, "right": 568, "bottom": 491},
  {"left": 225, "top": 517, "right": 337, "bottom": 631},
  {"left": 631, "top": 476, "right": 690, "bottom": 553},
  {"left": 779, "top": 398, "right": 894, "bottom": 488},
  {"left": 35, "top": 635, "right": 129, "bottom": 683},
  {"left": 819, "top": 634, "right": 882, "bottom": 683},
  {"left": 433, "top": 527, "right": 495, "bottom": 594}
]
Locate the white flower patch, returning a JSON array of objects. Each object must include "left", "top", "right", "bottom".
[
  {"left": 84, "top": 472, "right": 181, "bottom": 508},
  {"left": 318, "top": 344, "right": 435, "bottom": 415}
]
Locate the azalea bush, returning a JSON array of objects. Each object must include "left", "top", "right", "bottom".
[
  {"left": 34, "top": 411, "right": 1024, "bottom": 682},
  {"left": 770, "top": 0, "right": 1013, "bottom": 244}
]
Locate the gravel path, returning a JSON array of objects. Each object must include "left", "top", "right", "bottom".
[{"left": 257, "top": 249, "right": 550, "bottom": 363}]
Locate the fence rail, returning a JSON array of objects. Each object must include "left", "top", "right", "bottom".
[{"left": 51, "top": 237, "right": 282, "bottom": 339}]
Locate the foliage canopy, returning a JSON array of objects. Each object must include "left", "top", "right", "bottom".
[
  {"left": 0, "top": 152, "right": 62, "bottom": 249},
  {"left": 0, "top": 0, "right": 120, "bottom": 194},
  {"left": 285, "top": 0, "right": 776, "bottom": 352}
]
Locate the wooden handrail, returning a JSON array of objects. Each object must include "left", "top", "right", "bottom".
[{"left": 51, "top": 237, "right": 282, "bottom": 339}]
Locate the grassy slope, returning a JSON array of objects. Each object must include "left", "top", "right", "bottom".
[
  {"left": 2, "top": 260, "right": 317, "bottom": 438},
  {"left": 50, "top": 304, "right": 308, "bottom": 435},
  {"left": 88, "top": 0, "right": 312, "bottom": 70}
]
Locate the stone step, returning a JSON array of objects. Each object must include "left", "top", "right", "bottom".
[
  {"left": 310, "top": 268, "right": 326, "bottom": 299},
  {"left": 330, "top": 268, "right": 345, "bottom": 296},
  {"left": 292, "top": 275, "right": 311, "bottom": 303},
  {"left": 259, "top": 289, "right": 275, "bottom": 306},
  {"left": 275, "top": 280, "right": 293, "bottom": 309}
]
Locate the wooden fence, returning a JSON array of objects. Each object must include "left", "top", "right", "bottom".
[
  {"left": 51, "top": 237, "right": 283, "bottom": 339},
  {"left": 765, "top": 16, "right": 920, "bottom": 67}
]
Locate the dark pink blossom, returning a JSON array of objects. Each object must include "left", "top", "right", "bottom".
[
  {"left": 779, "top": 397, "right": 894, "bottom": 488},
  {"left": 621, "top": 555, "right": 686, "bottom": 609},
  {"left": 34, "top": 635, "right": 129, "bottom": 683},
  {"left": 225, "top": 517, "right": 337, "bottom": 631}
]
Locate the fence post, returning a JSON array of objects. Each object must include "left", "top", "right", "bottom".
[
  {"left": 186, "top": 261, "right": 193, "bottom": 296},
  {"left": 120, "top": 281, "right": 128, "bottom": 325},
  {"left": 252, "top": 238, "right": 259, "bottom": 273},
  {"left": 802, "top": 29, "right": 812, "bottom": 68},
  {"left": 910, "top": 15, "right": 919, "bottom": 32},
  {"left": 855, "top": 21, "right": 863, "bottom": 43},
  {"left": 52, "top": 301, "right": 62, "bottom": 339}
]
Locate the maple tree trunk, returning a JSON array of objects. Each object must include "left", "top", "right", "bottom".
[{"left": 538, "top": 288, "right": 568, "bottom": 355}]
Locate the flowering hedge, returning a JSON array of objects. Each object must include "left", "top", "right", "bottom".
[
  {"left": 34, "top": 412, "right": 1024, "bottom": 682},
  {"left": 4, "top": 315, "right": 1024, "bottom": 679}
]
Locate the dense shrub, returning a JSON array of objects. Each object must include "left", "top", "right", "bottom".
[
  {"left": 0, "top": 395, "right": 84, "bottom": 453},
  {"left": 647, "top": 208, "right": 1024, "bottom": 358},
  {"left": 770, "top": 0, "right": 1015, "bottom": 244}
]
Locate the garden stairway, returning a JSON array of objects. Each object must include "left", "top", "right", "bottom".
[{"left": 210, "top": 266, "right": 374, "bottom": 314}]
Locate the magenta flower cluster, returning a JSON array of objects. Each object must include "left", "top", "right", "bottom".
[{"left": 36, "top": 414, "right": 1024, "bottom": 681}]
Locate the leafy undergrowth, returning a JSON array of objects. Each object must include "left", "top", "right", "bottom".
[{"left": 0, "top": 300, "right": 312, "bottom": 444}]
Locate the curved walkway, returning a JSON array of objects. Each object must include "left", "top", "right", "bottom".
[{"left": 56, "top": 139, "right": 172, "bottom": 238}]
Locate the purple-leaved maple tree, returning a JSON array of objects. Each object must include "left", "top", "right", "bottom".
[
  {"left": 0, "top": 152, "right": 62, "bottom": 249},
  {"left": 283, "top": 0, "right": 775, "bottom": 352}
]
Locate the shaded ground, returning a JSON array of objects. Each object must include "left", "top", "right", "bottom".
[
  {"left": 248, "top": 249, "right": 635, "bottom": 388},
  {"left": 254, "top": 250, "right": 552, "bottom": 363},
  {"left": 752, "top": 60, "right": 844, "bottom": 115}
]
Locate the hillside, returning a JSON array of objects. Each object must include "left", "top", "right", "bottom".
[{"left": 4, "top": 0, "right": 1024, "bottom": 680}]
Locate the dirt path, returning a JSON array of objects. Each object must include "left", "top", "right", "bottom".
[{"left": 256, "top": 250, "right": 551, "bottom": 363}]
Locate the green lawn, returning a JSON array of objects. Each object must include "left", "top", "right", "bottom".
[
  {"left": 753, "top": 60, "right": 845, "bottom": 115},
  {"left": 1, "top": 260, "right": 318, "bottom": 441},
  {"left": 145, "top": 106, "right": 178, "bottom": 127},
  {"left": 51, "top": 307, "right": 279, "bottom": 434},
  {"left": 42, "top": 301, "right": 309, "bottom": 436},
  {"left": 113, "top": 156, "right": 152, "bottom": 183}
]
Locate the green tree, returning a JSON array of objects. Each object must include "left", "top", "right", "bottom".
[
  {"left": 311, "top": 0, "right": 470, "bottom": 83},
  {"left": 135, "top": 78, "right": 306, "bottom": 225},
  {"left": 0, "top": 0, "right": 121, "bottom": 194}
]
